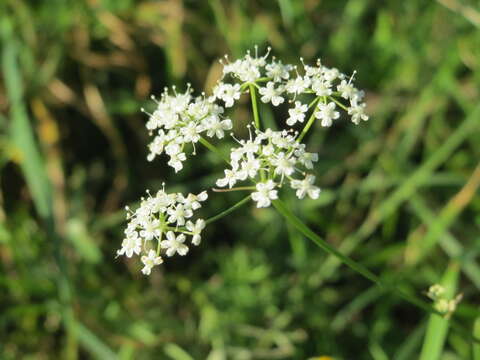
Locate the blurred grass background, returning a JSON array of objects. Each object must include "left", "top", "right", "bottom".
[{"left": 1, "top": 0, "right": 480, "bottom": 359}]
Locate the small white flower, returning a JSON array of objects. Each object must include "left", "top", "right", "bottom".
[
  {"left": 348, "top": 102, "right": 369, "bottom": 124},
  {"left": 337, "top": 79, "right": 356, "bottom": 100},
  {"left": 216, "top": 169, "right": 238, "bottom": 188},
  {"left": 311, "top": 78, "right": 332, "bottom": 97},
  {"left": 315, "top": 102, "right": 340, "bottom": 127},
  {"left": 286, "top": 101, "right": 308, "bottom": 126},
  {"left": 204, "top": 117, "right": 233, "bottom": 139},
  {"left": 141, "top": 250, "right": 163, "bottom": 275},
  {"left": 214, "top": 83, "right": 242, "bottom": 107},
  {"left": 139, "top": 218, "right": 161, "bottom": 241},
  {"left": 238, "top": 158, "right": 261, "bottom": 179},
  {"left": 259, "top": 82, "right": 285, "bottom": 106},
  {"left": 117, "top": 233, "right": 142, "bottom": 258},
  {"left": 180, "top": 122, "right": 203, "bottom": 143},
  {"left": 323, "top": 67, "right": 342, "bottom": 82},
  {"left": 265, "top": 61, "right": 292, "bottom": 82},
  {"left": 251, "top": 180, "right": 278, "bottom": 208},
  {"left": 161, "top": 231, "right": 189, "bottom": 257},
  {"left": 285, "top": 76, "right": 310, "bottom": 95},
  {"left": 186, "top": 219, "right": 206, "bottom": 246},
  {"left": 167, "top": 152, "right": 186, "bottom": 172},
  {"left": 182, "top": 191, "right": 208, "bottom": 210},
  {"left": 291, "top": 175, "right": 320, "bottom": 199},
  {"left": 295, "top": 150, "right": 318, "bottom": 169},
  {"left": 167, "top": 204, "right": 193, "bottom": 226},
  {"left": 272, "top": 152, "right": 295, "bottom": 177}
]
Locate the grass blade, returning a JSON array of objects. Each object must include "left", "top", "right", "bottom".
[{"left": 419, "top": 263, "right": 460, "bottom": 360}]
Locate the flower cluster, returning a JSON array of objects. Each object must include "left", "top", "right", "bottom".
[
  {"left": 143, "top": 85, "right": 232, "bottom": 172},
  {"left": 216, "top": 126, "right": 320, "bottom": 208},
  {"left": 122, "top": 47, "right": 370, "bottom": 275},
  {"left": 426, "top": 284, "right": 463, "bottom": 318},
  {"left": 117, "top": 185, "right": 207, "bottom": 275},
  {"left": 214, "top": 46, "right": 368, "bottom": 127}
]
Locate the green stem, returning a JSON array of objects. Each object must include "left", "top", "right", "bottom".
[
  {"left": 249, "top": 83, "right": 261, "bottom": 130},
  {"left": 271, "top": 199, "right": 442, "bottom": 317},
  {"left": 329, "top": 95, "right": 349, "bottom": 111},
  {"left": 199, "top": 136, "right": 229, "bottom": 163},
  {"left": 205, "top": 195, "right": 251, "bottom": 225},
  {"left": 298, "top": 97, "right": 321, "bottom": 142}
]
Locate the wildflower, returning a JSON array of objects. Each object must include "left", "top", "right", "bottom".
[
  {"left": 259, "top": 82, "right": 285, "bottom": 106},
  {"left": 252, "top": 180, "right": 278, "bottom": 208},
  {"left": 285, "top": 76, "right": 311, "bottom": 95},
  {"left": 216, "top": 169, "right": 238, "bottom": 188},
  {"left": 265, "top": 60, "right": 292, "bottom": 82},
  {"left": 348, "top": 101, "right": 369, "bottom": 125},
  {"left": 214, "top": 83, "right": 242, "bottom": 107},
  {"left": 117, "top": 234, "right": 142, "bottom": 258},
  {"left": 215, "top": 128, "right": 321, "bottom": 207},
  {"left": 272, "top": 152, "right": 295, "bottom": 177},
  {"left": 204, "top": 117, "right": 233, "bottom": 139},
  {"left": 186, "top": 219, "right": 206, "bottom": 246},
  {"left": 118, "top": 185, "right": 207, "bottom": 274},
  {"left": 123, "top": 49, "right": 371, "bottom": 276},
  {"left": 291, "top": 175, "right": 321, "bottom": 199},
  {"left": 312, "top": 78, "right": 332, "bottom": 97},
  {"left": 167, "top": 203, "right": 193, "bottom": 226},
  {"left": 161, "top": 231, "right": 189, "bottom": 257},
  {"left": 337, "top": 79, "right": 356, "bottom": 100},
  {"left": 286, "top": 101, "right": 308, "bottom": 126},
  {"left": 143, "top": 86, "right": 233, "bottom": 171},
  {"left": 139, "top": 218, "right": 161, "bottom": 241},
  {"left": 141, "top": 250, "right": 163, "bottom": 275},
  {"left": 315, "top": 102, "right": 340, "bottom": 127}
]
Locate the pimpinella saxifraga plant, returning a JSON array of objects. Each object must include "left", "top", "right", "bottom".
[
  {"left": 115, "top": 47, "right": 467, "bottom": 326},
  {"left": 117, "top": 46, "right": 368, "bottom": 274}
]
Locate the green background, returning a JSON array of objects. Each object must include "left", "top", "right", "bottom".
[{"left": 1, "top": 0, "right": 480, "bottom": 359}]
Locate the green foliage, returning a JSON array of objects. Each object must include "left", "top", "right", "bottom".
[{"left": 1, "top": 0, "right": 479, "bottom": 359}]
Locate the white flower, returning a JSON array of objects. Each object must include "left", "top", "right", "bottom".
[
  {"left": 147, "top": 135, "right": 166, "bottom": 161},
  {"left": 315, "top": 102, "right": 340, "bottom": 127},
  {"left": 323, "top": 67, "right": 342, "bottom": 82},
  {"left": 238, "top": 158, "right": 261, "bottom": 179},
  {"left": 182, "top": 191, "right": 208, "bottom": 210},
  {"left": 311, "top": 78, "right": 332, "bottom": 97},
  {"left": 272, "top": 152, "right": 295, "bottom": 177},
  {"left": 291, "top": 175, "right": 320, "bottom": 199},
  {"left": 117, "top": 233, "right": 142, "bottom": 258},
  {"left": 337, "top": 79, "right": 356, "bottom": 100},
  {"left": 161, "top": 231, "right": 189, "bottom": 256},
  {"left": 204, "top": 117, "right": 233, "bottom": 139},
  {"left": 167, "top": 204, "right": 193, "bottom": 226},
  {"left": 214, "top": 83, "right": 241, "bottom": 107},
  {"left": 167, "top": 152, "right": 186, "bottom": 172},
  {"left": 251, "top": 180, "right": 278, "bottom": 208},
  {"left": 286, "top": 101, "right": 308, "bottom": 126},
  {"left": 141, "top": 250, "right": 163, "bottom": 275},
  {"left": 151, "top": 190, "right": 175, "bottom": 213},
  {"left": 294, "top": 149, "right": 318, "bottom": 169},
  {"left": 216, "top": 169, "right": 238, "bottom": 188},
  {"left": 348, "top": 102, "right": 369, "bottom": 124},
  {"left": 265, "top": 61, "right": 292, "bottom": 82},
  {"left": 180, "top": 122, "right": 203, "bottom": 143},
  {"left": 259, "top": 82, "right": 285, "bottom": 106},
  {"left": 285, "top": 76, "right": 310, "bottom": 95},
  {"left": 139, "top": 218, "right": 161, "bottom": 241},
  {"left": 186, "top": 219, "right": 206, "bottom": 245}
]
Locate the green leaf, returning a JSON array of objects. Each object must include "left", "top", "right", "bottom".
[{"left": 164, "top": 343, "right": 195, "bottom": 360}]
